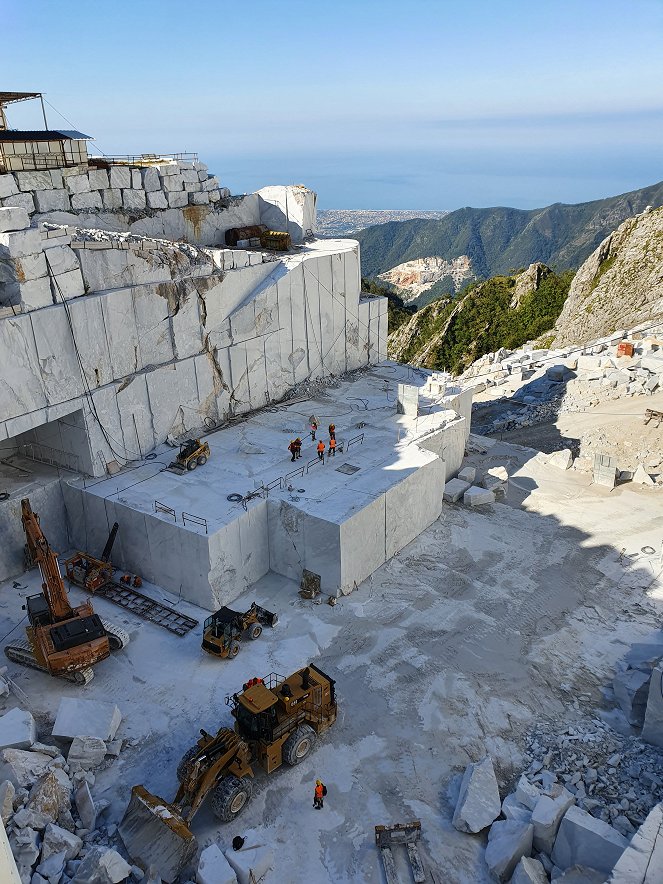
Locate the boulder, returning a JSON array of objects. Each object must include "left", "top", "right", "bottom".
[
  {"left": 612, "top": 668, "right": 651, "bottom": 727},
  {"left": 27, "top": 769, "right": 72, "bottom": 826},
  {"left": 511, "top": 856, "right": 548, "bottom": 884},
  {"left": 443, "top": 478, "right": 471, "bottom": 503},
  {"left": 546, "top": 365, "right": 568, "bottom": 382},
  {"left": 464, "top": 486, "right": 496, "bottom": 507},
  {"left": 196, "top": 843, "right": 238, "bottom": 884},
  {"left": 0, "top": 206, "right": 30, "bottom": 233},
  {"left": 531, "top": 786, "right": 575, "bottom": 854},
  {"left": 40, "top": 822, "right": 82, "bottom": 862},
  {"left": 608, "top": 801, "right": 663, "bottom": 882},
  {"left": 482, "top": 466, "right": 509, "bottom": 494},
  {"left": 9, "top": 825, "right": 40, "bottom": 873},
  {"left": 632, "top": 465, "right": 655, "bottom": 486},
  {"left": 12, "top": 806, "right": 52, "bottom": 830},
  {"left": 641, "top": 665, "right": 663, "bottom": 749},
  {"left": 458, "top": 466, "right": 476, "bottom": 483},
  {"left": 0, "top": 749, "right": 52, "bottom": 788},
  {"left": 0, "top": 708, "right": 37, "bottom": 751},
  {"left": 502, "top": 793, "right": 533, "bottom": 824},
  {"left": 67, "top": 737, "right": 107, "bottom": 773},
  {"left": 452, "top": 757, "right": 502, "bottom": 833},
  {"left": 36, "top": 849, "right": 67, "bottom": 881},
  {"left": 548, "top": 449, "right": 573, "bottom": 471},
  {"left": 0, "top": 778, "right": 15, "bottom": 823},
  {"left": 551, "top": 806, "right": 628, "bottom": 874},
  {"left": 52, "top": 699, "right": 121, "bottom": 742},
  {"left": 516, "top": 776, "right": 542, "bottom": 811},
  {"left": 485, "top": 819, "right": 534, "bottom": 882},
  {"left": 71, "top": 846, "right": 132, "bottom": 884},
  {"left": 74, "top": 781, "right": 96, "bottom": 830},
  {"left": 224, "top": 846, "right": 273, "bottom": 884}
]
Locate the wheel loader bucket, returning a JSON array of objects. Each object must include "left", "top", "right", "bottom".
[{"left": 119, "top": 785, "right": 197, "bottom": 883}]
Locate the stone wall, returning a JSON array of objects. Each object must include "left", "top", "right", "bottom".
[{"left": 0, "top": 160, "right": 317, "bottom": 248}]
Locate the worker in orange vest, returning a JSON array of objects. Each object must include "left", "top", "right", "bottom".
[
  {"left": 317, "top": 440, "right": 325, "bottom": 462},
  {"left": 313, "top": 778, "right": 326, "bottom": 809},
  {"left": 294, "top": 437, "right": 302, "bottom": 459},
  {"left": 328, "top": 437, "right": 336, "bottom": 458},
  {"left": 328, "top": 423, "right": 335, "bottom": 441},
  {"left": 288, "top": 440, "right": 297, "bottom": 462}
]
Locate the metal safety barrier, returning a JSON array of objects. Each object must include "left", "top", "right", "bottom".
[
  {"left": 347, "top": 433, "right": 365, "bottom": 451},
  {"left": 182, "top": 511, "right": 208, "bottom": 534},
  {"left": 18, "top": 442, "right": 80, "bottom": 473},
  {"left": 154, "top": 500, "right": 176, "bottom": 522}
]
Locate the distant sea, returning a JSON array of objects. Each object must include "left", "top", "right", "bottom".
[{"left": 317, "top": 209, "right": 448, "bottom": 238}]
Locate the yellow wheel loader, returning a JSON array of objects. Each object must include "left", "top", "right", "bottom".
[
  {"left": 201, "top": 602, "right": 278, "bottom": 658},
  {"left": 119, "top": 664, "right": 337, "bottom": 882}
]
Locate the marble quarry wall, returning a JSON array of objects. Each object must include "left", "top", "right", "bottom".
[
  {"left": 0, "top": 160, "right": 316, "bottom": 248},
  {"left": 0, "top": 220, "right": 385, "bottom": 485}
]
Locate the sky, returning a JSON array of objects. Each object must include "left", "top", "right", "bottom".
[{"left": 2, "top": 0, "right": 662, "bottom": 210}]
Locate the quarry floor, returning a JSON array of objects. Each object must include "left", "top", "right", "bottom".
[{"left": 1, "top": 438, "right": 662, "bottom": 882}]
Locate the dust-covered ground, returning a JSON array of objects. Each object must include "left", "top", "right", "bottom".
[{"left": 1, "top": 441, "right": 662, "bottom": 883}]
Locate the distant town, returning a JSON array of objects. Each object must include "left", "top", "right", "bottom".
[{"left": 317, "top": 208, "right": 449, "bottom": 237}]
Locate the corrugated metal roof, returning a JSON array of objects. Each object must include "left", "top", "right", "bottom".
[
  {"left": 0, "top": 92, "right": 42, "bottom": 105},
  {"left": 0, "top": 129, "right": 91, "bottom": 142}
]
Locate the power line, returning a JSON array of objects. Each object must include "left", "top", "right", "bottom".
[{"left": 43, "top": 97, "right": 109, "bottom": 157}]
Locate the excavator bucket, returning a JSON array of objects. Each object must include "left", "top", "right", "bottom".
[{"left": 119, "top": 786, "right": 197, "bottom": 883}]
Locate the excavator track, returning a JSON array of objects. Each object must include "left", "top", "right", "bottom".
[
  {"left": 3, "top": 640, "right": 95, "bottom": 684},
  {"left": 101, "top": 619, "right": 130, "bottom": 651},
  {"left": 95, "top": 582, "right": 198, "bottom": 636}
]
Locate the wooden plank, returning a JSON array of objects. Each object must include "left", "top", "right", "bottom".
[
  {"left": 406, "top": 842, "right": 426, "bottom": 883},
  {"left": 379, "top": 846, "right": 401, "bottom": 884}
]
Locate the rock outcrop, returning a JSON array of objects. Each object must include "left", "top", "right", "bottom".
[{"left": 553, "top": 206, "right": 663, "bottom": 346}]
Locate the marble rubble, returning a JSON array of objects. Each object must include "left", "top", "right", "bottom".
[{"left": 452, "top": 756, "right": 502, "bottom": 833}]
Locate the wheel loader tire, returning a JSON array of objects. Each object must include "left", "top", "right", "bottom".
[
  {"left": 176, "top": 746, "right": 200, "bottom": 783},
  {"left": 283, "top": 724, "right": 317, "bottom": 766},
  {"left": 229, "top": 641, "right": 240, "bottom": 657},
  {"left": 211, "top": 775, "right": 253, "bottom": 822},
  {"left": 197, "top": 455, "right": 207, "bottom": 466},
  {"left": 187, "top": 459, "right": 197, "bottom": 471},
  {"left": 249, "top": 624, "right": 262, "bottom": 640}
]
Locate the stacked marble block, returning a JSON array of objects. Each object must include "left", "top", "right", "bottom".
[
  {"left": 0, "top": 208, "right": 84, "bottom": 309},
  {"left": 0, "top": 159, "right": 228, "bottom": 217}
]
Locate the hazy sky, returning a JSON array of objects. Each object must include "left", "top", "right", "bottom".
[{"left": 3, "top": 0, "right": 662, "bottom": 209}]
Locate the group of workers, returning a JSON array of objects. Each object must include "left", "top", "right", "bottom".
[{"left": 288, "top": 422, "right": 337, "bottom": 463}]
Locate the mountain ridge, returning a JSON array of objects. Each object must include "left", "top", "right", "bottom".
[{"left": 357, "top": 180, "right": 663, "bottom": 289}]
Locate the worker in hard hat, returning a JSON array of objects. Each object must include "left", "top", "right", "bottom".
[
  {"left": 328, "top": 437, "right": 336, "bottom": 458},
  {"left": 317, "top": 440, "right": 325, "bottom": 462},
  {"left": 310, "top": 421, "right": 318, "bottom": 440},
  {"left": 288, "top": 440, "right": 297, "bottom": 462},
  {"left": 294, "top": 437, "right": 302, "bottom": 459},
  {"left": 313, "top": 778, "right": 327, "bottom": 809},
  {"left": 328, "top": 423, "right": 335, "bottom": 440}
]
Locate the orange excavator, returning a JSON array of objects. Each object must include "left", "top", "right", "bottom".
[{"left": 3, "top": 498, "right": 129, "bottom": 685}]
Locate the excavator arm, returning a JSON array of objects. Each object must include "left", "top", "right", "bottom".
[{"left": 21, "top": 498, "right": 74, "bottom": 622}]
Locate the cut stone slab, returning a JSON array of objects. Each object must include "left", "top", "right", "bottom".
[
  {"left": 224, "top": 846, "right": 274, "bottom": 884},
  {"left": 452, "top": 756, "right": 501, "bottom": 833},
  {"left": 0, "top": 708, "right": 36, "bottom": 750},
  {"left": 464, "top": 485, "right": 496, "bottom": 507},
  {"left": 511, "top": 856, "right": 548, "bottom": 884},
  {"left": 0, "top": 206, "right": 30, "bottom": 233},
  {"left": 40, "top": 822, "right": 82, "bottom": 862},
  {"left": 71, "top": 846, "right": 132, "bottom": 884},
  {"left": 458, "top": 466, "right": 476, "bottom": 483},
  {"left": 67, "top": 737, "right": 107, "bottom": 772},
  {"left": 444, "top": 477, "right": 471, "bottom": 503},
  {"left": 0, "top": 749, "right": 52, "bottom": 787},
  {"left": 74, "top": 781, "right": 96, "bottom": 830},
  {"left": 485, "top": 819, "right": 534, "bottom": 882},
  {"left": 633, "top": 465, "right": 655, "bottom": 486},
  {"left": 502, "top": 792, "right": 533, "bottom": 824},
  {"left": 0, "top": 778, "right": 15, "bottom": 823},
  {"left": 516, "top": 775, "right": 542, "bottom": 811},
  {"left": 551, "top": 805, "right": 628, "bottom": 875},
  {"left": 608, "top": 800, "right": 663, "bottom": 883},
  {"left": 641, "top": 665, "right": 663, "bottom": 749},
  {"left": 548, "top": 449, "right": 573, "bottom": 470},
  {"left": 53, "top": 698, "right": 121, "bottom": 742},
  {"left": 531, "top": 786, "right": 575, "bottom": 854},
  {"left": 613, "top": 668, "right": 651, "bottom": 727},
  {"left": 197, "top": 843, "right": 238, "bottom": 884}
]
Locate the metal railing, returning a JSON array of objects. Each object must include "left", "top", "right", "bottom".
[
  {"left": 95, "top": 152, "right": 198, "bottom": 165},
  {"left": 18, "top": 442, "right": 80, "bottom": 473},
  {"left": 154, "top": 500, "right": 176, "bottom": 521},
  {"left": 182, "top": 511, "right": 208, "bottom": 534},
  {"left": 347, "top": 432, "right": 365, "bottom": 450}
]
